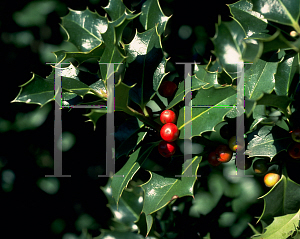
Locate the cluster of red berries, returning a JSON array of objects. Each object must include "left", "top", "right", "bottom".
[{"left": 158, "top": 110, "right": 179, "bottom": 157}]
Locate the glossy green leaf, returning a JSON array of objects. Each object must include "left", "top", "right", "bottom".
[
  {"left": 115, "top": 81, "right": 136, "bottom": 112},
  {"left": 245, "top": 125, "right": 291, "bottom": 159},
  {"left": 61, "top": 8, "right": 108, "bottom": 52},
  {"left": 53, "top": 45, "right": 105, "bottom": 64},
  {"left": 275, "top": 52, "right": 299, "bottom": 96},
  {"left": 124, "top": 27, "right": 167, "bottom": 108},
  {"left": 252, "top": 0, "right": 300, "bottom": 32},
  {"left": 254, "top": 210, "right": 300, "bottom": 239},
  {"left": 111, "top": 142, "right": 157, "bottom": 205},
  {"left": 212, "top": 18, "right": 245, "bottom": 78},
  {"left": 103, "top": 0, "right": 133, "bottom": 21},
  {"left": 141, "top": 156, "right": 201, "bottom": 232},
  {"left": 83, "top": 108, "right": 107, "bottom": 130},
  {"left": 257, "top": 167, "right": 300, "bottom": 225},
  {"left": 228, "top": 0, "right": 270, "bottom": 39},
  {"left": 140, "top": 0, "right": 171, "bottom": 35},
  {"left": 244, "top": 59, "right": 278, "bottom": 100},
  {"left": 177, "top": 86, "right": 237, "bottom": 138},
  {"left": 99, "top": 22, "right": 126, "bottom": 80},
  {"left": 12, "top": 64, "right": 90, "bottom": 107},
  {"left": 11, "top": 74, "right": 54, "bottom": 106}
]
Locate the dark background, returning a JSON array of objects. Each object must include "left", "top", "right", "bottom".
[{"left": 0, "top": 0, "right": 238, "bottom": 238}]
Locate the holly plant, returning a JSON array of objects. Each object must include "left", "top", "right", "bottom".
[{"left": 12, "top": 0, "right": 300, "bottom": 238}]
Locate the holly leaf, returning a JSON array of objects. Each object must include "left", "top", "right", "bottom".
[
  {"left": 245, "top": 125, "right": 291, "bottom": 159},
  {"left": 177, "top": 86, "right": 237, "bottom": 138},
  {"left": 141, "top": 156, "right": 202, "bottom": 235},
  {"left": 211, "top": 18, "right": 245, "bottom": 79},
  {"left": 61, "top": 8, "right": 108, "bottom": 52},
  {"left": 12, "top": 64, "right": 90, "bottom": 107},
  {"left": 99, "top": 22, "right": 126, "bottom": 80},
  {"left": 275, "top": 51, "right": 299, "bottom": 96},
  {"left": 53, "top": 45, "right": 105, "bottom": 65},
  {"left": 103, "top": 0, "right": 133, "bottom": 22},
  {"left": 252, "top": 0, "right": 300, "bottom": 32},
  {"left": 244, "top": 59, "right": 278, "bottom": 100},
  {"left": 111, "top": 142, "right": 157, "bottom": 205},
  {"left": 83, "top": 108, "right": 107, "bottom": 130},
  {"left": 257, "top": 167, "right": 300, "bottom": 225},
  {"left": 228, "top": 0, "right": 270, "bottom": 39},
  {"left": 124, "top": 27, "right": 167, "bottom": 108},
  {"left": 139, "top": 0, "right": 171, "bottom": 35},
  {"left": 253, "top": 210, "right": 300, "bottom": 239}
]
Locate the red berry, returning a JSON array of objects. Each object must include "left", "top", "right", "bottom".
[
  {"left": 158, "top": 141, "right": 176, "bottom": 157},
  {"left": 160, "top": 110, "right": 177, "bottom": 124},
  {"left": 160, "top": 123, "right": 179, "bottom": 142},
  {"left": 291, "top": 128, "right": 300, "bottom": 142},
  {"left": 159, "top": 81, "right": 177, "bottom": 98},
  {"left": 288, "top": 142, "right": 300, "bottom": 159},
  {"left": 215, "top": 144, "right": 233, "bottom": 163},
  {"left": 207, "top": 151, "right": 221, "bottom": 166}
]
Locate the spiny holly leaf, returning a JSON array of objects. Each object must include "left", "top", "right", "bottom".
[
  {"left": 83, "top": 108, "right": 107, "bottom": 130},
  {"left": 111, "top": 142, "right": 157, "bottom": 206},
  {"left": 115, "top": 81, "right": 136, "bottom": 112},
  {"left": 252, "top": 0, "right": 300, "bottom": 32},
  {"left": 193, "top": 64, "right": 220, "bottom": 89},
  {"left": 275, "top": 51, "right": 299, "bottom": 96},
  {"left": 124, "top": 27, "right": 167, "bottom": 108},
  {"left": 12, "top": 64, "right": 90, "bottom": 107},
  {"left": 244, "top": 59, "right": 278, "bottom": 100},
  {"left": 227, "top": 0, "right": 270, "bottom": 39},
  {"left": 101, "top": 178, "right": 144, "bottom": 229},
  {"left": 53, "top": 45, "right": 105, "bottom": 65},
  {"left": 141, "top": 156, "right": 202, "bottom": 235},
  {"left": 140, "top": 0, "right": 171, "bottom": 35},
  {"left": 113, "top": 12, "right": 141, "bottom": 44},
  {"left": 211, "top": 18, "right": 245, "bottom": 79},
  {"left": 99, "top": 22, "right": 126, "bottom": 80},
  {"left": 257, "top": 167, "right": 300, "bottom": 225},
  {"left": 245, "top": 125, "right": 291, "bottom": 159},
  {"left": 61, "top": 8, "right": 108, "bottom": 52},
  {"left": 11, "top": 74, "right": 54, "bottom": 107},
  {"left": 103, "top": 0, "right": 133, "bottom": 22},
  {"left": 177, "top": 86, "right": 237, "bottom": 138},
  {"left": 253, "top": 210, "right": 300, "bottom": 239}
]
